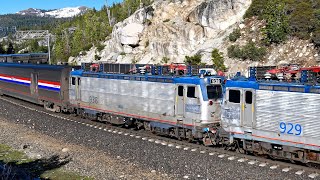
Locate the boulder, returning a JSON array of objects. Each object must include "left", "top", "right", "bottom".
[{"left": 120, "top": 23, "right": 144, "bottom": 46}]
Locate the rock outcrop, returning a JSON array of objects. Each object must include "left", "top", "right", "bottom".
[
  {"left": 71, "top": 0, "right": 252, "bottom": 66},
  {"left": 70, "top": 0, "right": 319, "bottom": 75}
]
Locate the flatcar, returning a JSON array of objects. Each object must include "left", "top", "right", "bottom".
[
  {"left": 69, "top": 63, "right": 225, "bottom": 141},
  {"left": 0, "top": 62, "right": 71, "bottom": 112},
  {"left": 220, "top": 68, "right": 320, "bottom": 164}
]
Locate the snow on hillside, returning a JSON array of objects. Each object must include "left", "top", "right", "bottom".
[
  {"left": 16, "top": 6, "right": 89, "bottom": 18},
  {"left": 45, "top": 6, "right": 88, "bottom": 18}
]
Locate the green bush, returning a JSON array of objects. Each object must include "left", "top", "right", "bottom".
[
  {"left": 312, "top": 30, "right": 320, "bottom": 47},
  {"left": 228, "top": 28, "right": 241, "bottom": 42},
  {"left": 227, "top": 45, "right": 244, "bottom": 59},
  {"left": 242, "top": 41, "right": 267, "bottom": 61},
  {"left": 96, "top": 43, "right": 105, "bottom": 52},
  {"left": 184, "top": 54, "right": 202, "bottom": 65},
  {"left": 163, "top": 19, "right": 170, "bottom": 23},
  {"left": 161, "top": 57, "right": 170, "bottom": 64},
  {"left": 227, "top": 42, "right": 267, "bottom": 61},
  {"left": 94, "top": 54, "right": 101, "bottom": 60}
]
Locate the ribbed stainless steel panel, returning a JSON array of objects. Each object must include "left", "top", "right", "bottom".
[
  {"left": 256, "top": 90, "right": 320, "bottom": 138},
  {"left": 80, "top": 77, "right": 176, "bottom": 118}
]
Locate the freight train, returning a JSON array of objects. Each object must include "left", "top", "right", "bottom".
[{"left": 0, "top": 62, "right": 319, "bottom": 165}]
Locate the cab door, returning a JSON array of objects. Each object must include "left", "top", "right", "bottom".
[
  {"left": 175, "top": 85, "right": 185, "bottom": 117},
  {"left": 75, "top": 77, "right": 81, "bottom": 101},
  {"left": 242, "top": 89, "right": 255, "bottom": 128}
]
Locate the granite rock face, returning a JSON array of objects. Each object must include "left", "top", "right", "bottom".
[{"left": 71, "top": 0, "right": 252, "bottom": 65}]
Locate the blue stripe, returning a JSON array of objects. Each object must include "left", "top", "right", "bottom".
[
  {"left": 0, "top": 79, "right": 60, "bottom": 92},
  {"left": 0, "top": 78, "right": 30, "bottom": 86},
  {"left": 38, "top": 85, "right": 60, "bottom": 92}
]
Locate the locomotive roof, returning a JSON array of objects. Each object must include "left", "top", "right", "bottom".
[
  {"left": 226, "top": 79, "right": 320, "bottom": 94},
  {"left": 71, "top": 69, "right": 225, "bottom": 85}
]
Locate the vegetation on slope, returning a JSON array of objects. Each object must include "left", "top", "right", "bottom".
[
  {"left": 53, "top": 0, "right": 153, "bottom": 63},
  {"left": 245, "top": 0, "right": 320, "bottom": 45},
  {"left": 0, "top": 14, "right": 67, "bottom": 32}
]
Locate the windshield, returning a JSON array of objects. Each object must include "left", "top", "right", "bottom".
[{"left": 207, "top": 85, "right": 222, "bottom": 99}]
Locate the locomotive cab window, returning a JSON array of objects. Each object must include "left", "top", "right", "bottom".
[
  {"left": 187, "top": 86, "right": 198, "bottom": 98},
  {"left": 178, "top": 86, "right": 184, "bottom": 96},
  {"left": 71, "top": 77, "right": 76, "bottom": 86},
  {"left": 245, "top": 91, "right": 253, "bottom": 104},
  {"left": 207, "top": 85, "right": 222, "bottom": 99},
  {"left": 228, "top": 89, "right": 240, "bottom": 103}
]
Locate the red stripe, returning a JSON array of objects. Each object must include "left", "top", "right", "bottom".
[
  {"left": 230, "top": 131, "right": 320, "bottom": 148},
  {"left": 0, "top": 73, "right": 30, "bottom": 81},
  {"left": 38, "top": 80, "right": 60, "bottom": 86},
  {"left": 78, "top": 104, "right": 194, "bottom": 127},
  {"left": 0, "top": 73, "right": 60, "bottom": 86}
]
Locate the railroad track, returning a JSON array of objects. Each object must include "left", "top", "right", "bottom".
[{"left": 1, "top": 95, "right": 320, "bottom": 179}]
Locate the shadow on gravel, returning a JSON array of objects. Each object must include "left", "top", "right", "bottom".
[{"left": 0, "top": 155, "right": 71, "bottom": 179}]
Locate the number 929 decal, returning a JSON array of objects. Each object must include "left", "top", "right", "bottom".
[{"left": 279, "top": 122, "right": 303, "bottom": 136}]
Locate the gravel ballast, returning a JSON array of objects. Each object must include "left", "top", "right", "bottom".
[{"left": 0, "top": 97, "right": 314, "bottom": 180}]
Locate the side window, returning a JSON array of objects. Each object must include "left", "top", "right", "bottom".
[
  {"left": 229, "top": 89, "right": 240, "bottom": 103},
  {"left": 71, "top": 77, "right": 76, "bottom": 86},
  {"left": 245, "top": 91, "right": 253, "bottom": 104},
  {"left": 187, "top": 86, "right": 197, "bottom": 98},
  {"left": 178, "top": 86, "right": 184, "bottom": 96}
]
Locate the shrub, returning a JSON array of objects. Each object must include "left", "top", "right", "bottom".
[
  {"left": 312, "top": 30, "right": 320, "bottom": 47},
  {"left": 228, "top": 28, "right": 241, "bottom": 42},
  {"left": 163, "top": 19, "right": 170, "bottom": 23},
  {"left": 227, "top": 45, "right": 243, "bottom": 59},
  {"left": 161, "top": 57, "right": 170, "bottom": 64},
  {"left": 227, "top": 42, "right": 267, "bottom": 61},
  {"left": 94, "top": 54, "right": 101, "bottom": 60},
  {"left": 184, "top": 54, "right": 202, "bottom": 65},
  {"left": 242, "top": 41, "right": 267, "bottom": 61},
  {"left": 120, "top": 52, "right": 126, "bottom": 56},
  {"left": 145, "top": 40, "right": 149, "bottom": 47},
  {"left": 96, "top": 43, "right": 105, "bottom": 52}
]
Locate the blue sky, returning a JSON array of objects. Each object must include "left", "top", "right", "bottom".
[{"left": 0, "top": 0, "right": 123, "bottom": 14}]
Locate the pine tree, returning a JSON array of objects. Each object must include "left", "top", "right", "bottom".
[
  {"left": 211, "top": 49, "right": 226, "bottom": 71},
  {"left": 0, "top": 43, "right": 5, "bottom": 54},
  {"left": 262, "top": 0, "right": 289, "bottom": 44},
  {"left": 6, "top": 43, "right": 14, "bottom": 54}
]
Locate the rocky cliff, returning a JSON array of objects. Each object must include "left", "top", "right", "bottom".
[
  {"left": 70, "top": 0, "right": 319, "bottom": 75},
  {"left": 71, "top": 0, "right": 251, "bottom": 67}
]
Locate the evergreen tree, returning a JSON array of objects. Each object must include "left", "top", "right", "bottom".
[
  {"left": 6, "top": 43, "right": 14, "bottom": 54},
  {"left": 289, "top": 1, "right": 315, "bottom": 39},
  {"left": 262, "top": 0, "right": 289, "bottom": 44},
  {"left": 0, "top": 43, "right": 4, "bottom": 54},
  {"left": 211, "top": 49, "right": 226, "bottom": 71}
]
